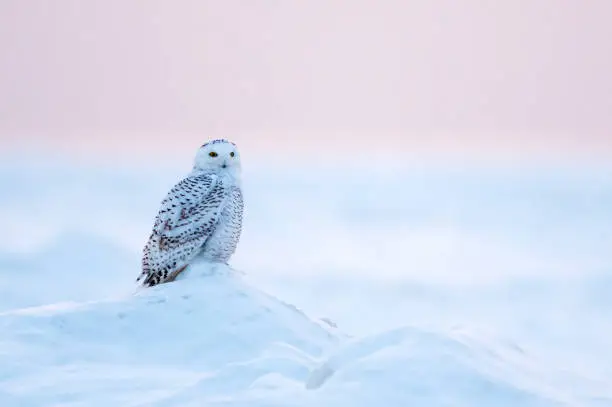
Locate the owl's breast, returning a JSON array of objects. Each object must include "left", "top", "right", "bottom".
[{"left": 197, "top": 186, "right": 243, "bottom": 262}]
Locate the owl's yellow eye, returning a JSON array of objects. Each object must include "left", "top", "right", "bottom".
[
  {"left": 230, "top": 152, "right": 235, "bottom": 157},
  {"left": 209, "top": 151, "right": 218, "bottom": 157}
]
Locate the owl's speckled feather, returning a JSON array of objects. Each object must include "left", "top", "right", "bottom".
[{"left": 137, "top": 140, "right": 244, "bottom": 287}]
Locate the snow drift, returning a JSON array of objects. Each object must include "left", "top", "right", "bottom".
[
  {"left": 0, "top": 262, "right": 337, "bottom": 406},
  {"left": 1, "top": 261, "right": 609, "bottom": 406}
]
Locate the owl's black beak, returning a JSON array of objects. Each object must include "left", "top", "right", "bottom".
[{"left": 221, "top": 161, "right": 228, "bottom": 168}]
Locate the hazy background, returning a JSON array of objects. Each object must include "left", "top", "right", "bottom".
[
  {"left": 1, "top": 0, "right": 611, "bottom": 164},
  {"left": 0, "top": 0, "right": 611, "bottom": 388}
]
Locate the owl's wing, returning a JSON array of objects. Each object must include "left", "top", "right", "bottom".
[
  {"left": 152, "top": 173, "right": 221, "bottom": 241},
  {"left": 138, "top": 173, "right": 224, "bottom": 285}
]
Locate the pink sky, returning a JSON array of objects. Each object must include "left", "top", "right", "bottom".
[{"left": 0, "top": 1, "right": 610, "bottom": 162}]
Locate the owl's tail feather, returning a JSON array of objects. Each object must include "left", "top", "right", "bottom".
[
  {"left": 138, "top": 264, "right": 190, "bottom": 288},
  {"left": 165, "top": 264, "right": 189, "bottom": 283}
]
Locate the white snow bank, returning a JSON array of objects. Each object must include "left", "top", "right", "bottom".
[
  {"left": 306, "top": 326, "right": 611, "bottom": 407},
  {"left": 0, "top": 262, "right": 610, "bottom": 406},
  {"left": 0, "top": 262, "right": 338, "bottom": 406}
]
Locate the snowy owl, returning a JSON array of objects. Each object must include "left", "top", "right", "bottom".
[{"left": 136, "top": 139, "right": 244, "bottom": 287}]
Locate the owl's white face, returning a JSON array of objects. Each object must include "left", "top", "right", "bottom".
[{"left": 193, "top": 139, "right": 241, "bottom": 173}]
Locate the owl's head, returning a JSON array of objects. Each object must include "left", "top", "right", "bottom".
[{"left": 193, "top": 139, "right": 241, "bottom": 173}]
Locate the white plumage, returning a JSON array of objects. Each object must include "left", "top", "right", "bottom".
[{"left": 136, "top": 139, "right": 244, "bottom": 287}]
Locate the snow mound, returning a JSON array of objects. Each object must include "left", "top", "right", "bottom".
[
  {"left": 1, "top": 262, "right": 609, "bottom": 406},
  {"left": 0, "top": 263, "right": 338, "bottom": 406},
  {"left": 305, "top": 326, "right": 608, "bottom": 407}
]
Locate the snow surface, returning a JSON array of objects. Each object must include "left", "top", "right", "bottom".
[
  {"left": 0, "top": 262, "right": 340, "bottom": 406},
  {"left": 1, "top": 160, "right": 611, "bottom": 406},
  {"left": 2, "top": 261, "right": 606, "bottom": 407}
]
